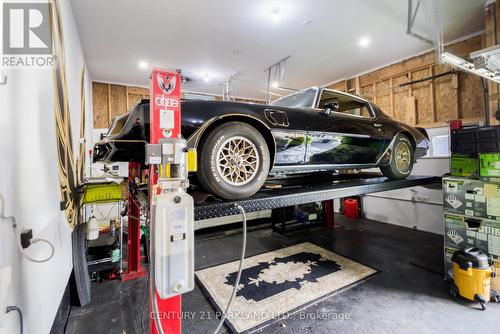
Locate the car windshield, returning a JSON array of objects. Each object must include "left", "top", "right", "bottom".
[{"left": 270, "top": 88, "right": 317, "bottom": 108}]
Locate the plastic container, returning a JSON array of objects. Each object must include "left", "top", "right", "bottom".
[
  {"left": 343, "top": 198, "right": 360, "bottom": 219},
  {"left": 153, "top": 191, "right": 194, "bottom": 299}
]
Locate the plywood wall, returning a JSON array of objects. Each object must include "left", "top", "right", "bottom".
[
  {"left": 325, "top": 35, "right": 487, "bottom": 128},
  {"left": 485, "top": 1, "right": 500, "bottom": 125},
  {"left": 92, "top": 82, "right": 265, "bottom": 128}
]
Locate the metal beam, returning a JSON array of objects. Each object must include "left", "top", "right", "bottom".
[{"left": 194, "top": 175, "right": 440, "bottom": 221}]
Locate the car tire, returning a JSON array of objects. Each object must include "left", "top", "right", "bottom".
[
  {"left": 197, "top": 121, "right": 270, "bottom": 199},
  {"left": 380, "top": 134, "right": 414, "bottom": 179}
]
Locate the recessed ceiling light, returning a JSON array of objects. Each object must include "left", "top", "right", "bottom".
[
  {"left": 203, "top": 74, "right": 210, "bottom": 82},
  {"left": 271, "top": 81, "right": 280, "bottom": 89},
  {"left": 359, "top": 36, "right": 371, "bottom": 48},
  {"left": 271, "top": 7, "right": 281, "bottom": 23},
  {"left": 138, "top": 61, "right": 148, "bottom": 69}
]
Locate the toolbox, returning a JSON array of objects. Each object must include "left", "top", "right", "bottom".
[
  {"left": 451, "top": 154, "right": 479, "bottom": 178},
  {"left": 480, "top": 153, "right": 500, "bottom": 182},
  {"left": 451, "top": 125, "right": 500, "bottom": 154}
]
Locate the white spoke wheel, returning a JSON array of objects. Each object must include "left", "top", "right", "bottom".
[
  {"left": 216, "top": 136, "right": 260, "bottom": 186},
  {"left": 380, "top": 134, "right": 414, "bottom": 180},
  {"left": 197, "top": 121, "right": 270, "bottom": 199}
]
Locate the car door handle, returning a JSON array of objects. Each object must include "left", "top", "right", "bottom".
[{"left": 373, "top": 123, "right": 383, "bottom": 128}]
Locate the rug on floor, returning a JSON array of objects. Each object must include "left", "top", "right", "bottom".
[{"left": 195, "top": 242, "right": 377, "bottom": 333}]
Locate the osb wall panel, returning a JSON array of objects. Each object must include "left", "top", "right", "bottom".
[
  {"left": 434, "top": 64, "right": 458, "bottom": 123},
  {"left": 128, "top": 94, "right": 146, "bottom": 110},
  {"left": 325, "top": 35, "right": 486, "bottom": 127},
  {"left": 92, "top": 82, "right": 110, "bottom": 128},
  {"left": 109, "top": 84, "right": 127, "bottom": 119},
  {"left": 460, "top": 72, "right": 484, "bottom": 120},
  {"left": 392, "top": 74, "right": 410, "bottom": 124},
  {"left": 485, "top": 1, "right": 500, "bottom": 125},
  {"left": 411, "top": 68, "right": 433, "bottom": 125},
  {"left": 375, "top": 79, "right": 391, "bottom": 116},
  {"left": 360, "top": 84, "right": 374, "bottom": 103}
]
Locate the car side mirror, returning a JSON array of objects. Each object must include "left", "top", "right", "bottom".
[{"left": 321, "top": 101, "right": 340, "bottom": 116}]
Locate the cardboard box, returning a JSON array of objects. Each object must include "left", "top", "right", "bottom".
[
  {"left": 444, "top": 214, "right": 469, "bottom": 249},
  {"left": 451, "top": 154, "right": 478, "bottom": 178},
  {"left": 480, "top": 153, "right": 500, "bottom": 183},
  {"left": 443, "top": 177, "right": 485, "bottom": 217},
  {"left": 443, "top": 177, "right": 500, "bottom": 221},
  {"left": 493, "top": 261, "right": 500, "bottom": 293},
  {"left": 444, "top": 246, "right": 458, "bottom": 282},
  {"left": 444, "top": 213, "right": 500, "bottom": 259}
]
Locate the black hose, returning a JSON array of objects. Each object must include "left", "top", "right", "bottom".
[{"left": 6, "top": 306, "right": 23, "bottom": 334}]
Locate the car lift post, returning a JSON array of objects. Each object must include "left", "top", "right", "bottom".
[
  {"left": 122, "top": 161, "right": 147, "bottom": 281},
  {"left": 323, "top": 199, "right": 335, "bottom": 229},
  {"left": 149, "top": 68, "right": 183, "bottom": 334}
]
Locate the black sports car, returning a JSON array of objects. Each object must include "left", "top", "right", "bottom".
[{"left": 94, "top": 87, "right": 429, "bottom": 199}]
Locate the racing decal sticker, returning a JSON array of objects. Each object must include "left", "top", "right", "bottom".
[
  {"left": 157, "top": 73, "right": 176, "bottom": 95},
  {"left": 150, "top": 69, "right": 181, "bottom": 141}
]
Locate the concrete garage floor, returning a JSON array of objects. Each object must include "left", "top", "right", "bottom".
[{"left": 66, "top": 215, "right": 500, "bottom": 334}]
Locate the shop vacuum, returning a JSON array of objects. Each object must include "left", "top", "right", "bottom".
[{"left": 448, "top": 248, "right": 500, "bottom": 310}]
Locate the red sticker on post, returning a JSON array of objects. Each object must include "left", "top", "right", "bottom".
[{"left": 150, "top": 69, "right": 181, "bottom": 143}]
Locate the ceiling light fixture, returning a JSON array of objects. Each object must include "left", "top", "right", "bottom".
[
  {"left": 138, "top": 61, "right": 148, "bottom": 69},
  {"left": 271, "top": 7, "right": 281, "bottom": 23},
  {"left": 441, "top": 52, "right": 471, "bottom": 68},
  {"left": 203, "top": 74, "right": 210, "bottom": 83},
  {"left": 271, "top": 81, "right": 280, "bottom": 89},
  {"left": 441, "top": 51, "right": 500, "bottom": 84},
  {"left": 358, "top": 36, "right": 371, "bottom": 48}
]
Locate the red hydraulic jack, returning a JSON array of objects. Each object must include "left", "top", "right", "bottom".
[{"left": 149, "top": 68, "right": 183, "bottom": 334}]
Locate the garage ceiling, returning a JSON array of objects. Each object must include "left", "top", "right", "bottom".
[{"left": 70, "top": 0, "right": 487, "bottom": 99}]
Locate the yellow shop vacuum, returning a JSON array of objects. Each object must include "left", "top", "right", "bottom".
[{"left": 449, "top": 247, "right": 499, "bottom": 310}]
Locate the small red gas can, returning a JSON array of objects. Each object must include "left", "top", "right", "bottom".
[{"left": 343, "top": 198, "right": 360, "bottom": 219}]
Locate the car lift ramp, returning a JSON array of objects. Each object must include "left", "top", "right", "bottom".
[{"left": 194, "top": 174, "right": 441, "bottom": 222}]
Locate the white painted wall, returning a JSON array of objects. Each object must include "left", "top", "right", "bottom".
[
  {"left": 0, "top": 1, "right": 91, "bottom": 333},
  {"left": 362, "top": 127, "right": 450, "bottom": 235}
]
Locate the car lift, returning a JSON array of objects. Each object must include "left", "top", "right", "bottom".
[{"left": 127, "top": 68, "right": 440, "bottom": 334}]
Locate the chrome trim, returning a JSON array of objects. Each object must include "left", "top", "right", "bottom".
[
  {"left": 320, "top": 88, "right": 370, "bottom": 104},
  {"left": 264, "top": 108, "right": 290, "bottom": 127},
  {"left": 271, "top": 163, "right": 376, "bottom": 173},
  {"left": 306, "top": 130, "right": 371, "bottom": 139}
]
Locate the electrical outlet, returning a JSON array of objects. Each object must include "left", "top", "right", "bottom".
[{"left": 0, "top": 266, "right": 12, "bottom": 328}]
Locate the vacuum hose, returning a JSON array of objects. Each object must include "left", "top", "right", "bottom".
[
  {"left": 212, "top": 204, "right": 247, "bottom": 334},
  {"left": 150, "top": 201, "right": 247, "bottom": 334}
]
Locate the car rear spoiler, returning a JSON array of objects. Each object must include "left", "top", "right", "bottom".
[{"left": 415, "top": 127, "right": 429, "bottom": 139}]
